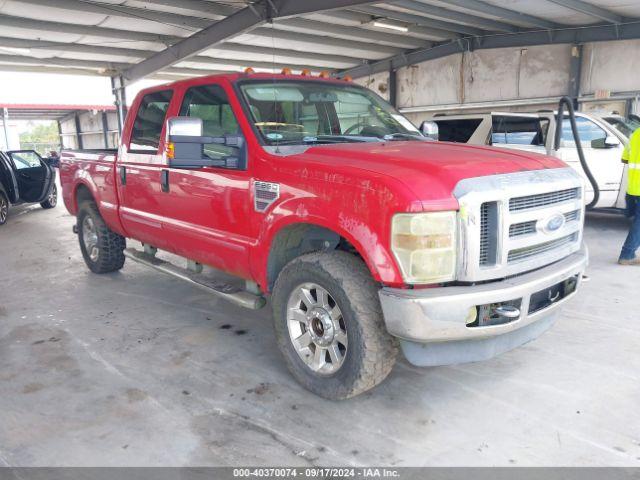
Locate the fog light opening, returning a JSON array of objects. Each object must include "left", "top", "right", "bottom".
[
  {"left": 465, "top": 307, "right": 478, "bottom": 326},
  {"left": 467, "top": 299, "right": 523, "bottom": 328}
]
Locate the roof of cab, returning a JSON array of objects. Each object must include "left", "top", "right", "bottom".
[{"left": 138, "top": 70, "right": 354, "bottom": 97}]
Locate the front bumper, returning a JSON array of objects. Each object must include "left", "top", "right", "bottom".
[{"left": 378, "top": 246, "right": 588, "bottom": 366}]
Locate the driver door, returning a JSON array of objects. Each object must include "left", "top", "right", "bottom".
[
  {"left": 159, "top": 80, "right": 256, "bottom": 280},
  {"left": 7, "top": 150, "right": 52, "bottom": 203}
]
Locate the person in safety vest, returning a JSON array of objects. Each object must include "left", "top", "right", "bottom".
[{"left": 619, "top": 127, "right": 640, "bottom": 265}]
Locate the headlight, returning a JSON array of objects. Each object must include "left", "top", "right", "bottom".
[{"left": 391, "top": 211, "right": 457, "bottom": 284}]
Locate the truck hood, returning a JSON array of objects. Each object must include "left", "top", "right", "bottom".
[{"left": 295, "top": 140, "right": 565, "bottom": 209}]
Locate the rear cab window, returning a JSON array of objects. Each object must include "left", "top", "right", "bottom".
[
  {"left": 492, "top": 116, "right": 549, "bottom": 146},
  {"left": 433, "top": 118, "right": 483, "bottom": 143}
]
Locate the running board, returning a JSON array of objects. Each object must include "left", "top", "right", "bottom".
[{"left": 123, "top": 248, "right": 266, "bottom": 310}]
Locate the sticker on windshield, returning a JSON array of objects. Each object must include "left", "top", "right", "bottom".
[{"left": 266, "top": 133, "right": 284, "bottom": 141}]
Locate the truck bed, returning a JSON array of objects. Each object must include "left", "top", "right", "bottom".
[{"left": 59, "top": 149, "right": 120, "bottom": 230}]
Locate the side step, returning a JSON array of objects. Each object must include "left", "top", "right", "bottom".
[{"left": 123, "top": 248, "right": 266, "bottom": 310}]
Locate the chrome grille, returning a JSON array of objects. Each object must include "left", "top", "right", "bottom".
[
  {"left": 509, "top": 210, "right": 581, "bottom": 238},
  {"left": 509, "top": 188, "right": 580, "bottom": 212},
  {"left": 510, "top": 220, "right": 537, "bottom": 237},
  {"left": 479, "top": 202, "right": 498, "bottom": 266},
  {"left": 508, "top": 233, "right": 579, "bottom": 263},
  {"left": 480, "top": 203, "right": 490, "bottom": 265},
  {"left": 564, "top": 210, "right": 580, "bottom": 223},
  {"left": 454, "top": 168, "right": 584, "bottom": 282}
]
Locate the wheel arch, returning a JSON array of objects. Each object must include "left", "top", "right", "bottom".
[
  {"left": 74, "top": 182, "right": 96, "bottom": 212},
  {"left": 261, "top": 218, "right": 384, "bottom": 292}
]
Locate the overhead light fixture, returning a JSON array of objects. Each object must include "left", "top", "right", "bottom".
[{"left": 372, "top": 20, "right": 409, "bottom": 32}]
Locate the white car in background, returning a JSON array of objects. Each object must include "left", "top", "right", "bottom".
[{"left": 425, "top": 111, "right": 639, "bottom": 211}]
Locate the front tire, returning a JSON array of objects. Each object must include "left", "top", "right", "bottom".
[
  {"left": 272, "top": 251, "right": 398, "bottom": 400},
  {"left": 77, "top": 201, "right": 126, "bottom": 273},
  {"left": 0, "top": 192, "right": 8, "bottom": 225},
  {"left": 40, "top": 184, "right": 57, "bottom": 209}
]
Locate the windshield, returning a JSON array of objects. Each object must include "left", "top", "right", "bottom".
[
  {"left": 238, "top": 80, "right": 421, "bottom": 145},
  {"left": 604, "top": 117, "right": 640, "bottom": 139}
]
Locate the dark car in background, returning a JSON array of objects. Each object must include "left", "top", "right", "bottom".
[{"left": 0, "top": 150, "right": 57, "bottom": 225}]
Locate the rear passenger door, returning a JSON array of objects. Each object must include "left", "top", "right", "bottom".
[
  {"left": 118, "top": 89, "right": 175, "bottom": 250},
  {"left": 159, "top": 80, "right": 255, "bottom": 280}
]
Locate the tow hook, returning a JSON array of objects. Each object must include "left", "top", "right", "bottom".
[{"left": 72, "top": 224, "right": 79, "bottom": 234}]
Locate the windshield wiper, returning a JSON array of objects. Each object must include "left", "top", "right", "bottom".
[
  {"left": 271, "top": 135, "right": 381, "bottom": 146},
  {"left": 382, "top": 133, "right": 429, "bottom": 141}
]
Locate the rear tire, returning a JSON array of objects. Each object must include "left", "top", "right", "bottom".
[
  {"left": 77, "top": 201, "right": 126, "bottom": 273},
  {"left": 40, "top": 184, "right": 57, "bottom": 209},
  {"left": 272, "top": 251, "right": 398, "bottom": 400},
  {"left": 0, "top": 192, "right": 8, "bottom": 225}
]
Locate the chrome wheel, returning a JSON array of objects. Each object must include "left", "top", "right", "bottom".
[
  {"left": 0, "top": 195, "right": 7, "bottom": 224},
  {"left": 82, "top": 216, "right": 99, "bottom": 262},
  {"left": 47, "top": 185, "right": 57, "bottom": 206},
  {"left": 286, "top": 283, "right": 348, "bottom": 375}
]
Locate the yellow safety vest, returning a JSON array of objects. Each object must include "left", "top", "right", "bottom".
[{"left": 623, "top": 128, "right": 640, "bottom": 196}]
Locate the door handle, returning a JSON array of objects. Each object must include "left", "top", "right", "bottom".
[
  {"left": 119, "top": 166, "right": 126, "bottom": 185},
  {"left": 161, "top": 169, "right": 169, "bottom": 193}
]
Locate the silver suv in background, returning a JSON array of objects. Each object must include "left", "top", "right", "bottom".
[{"left": 424, "top": 111, "right": 636, "bottom": 211}]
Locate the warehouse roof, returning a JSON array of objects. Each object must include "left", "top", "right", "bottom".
[
  {"left": 0, "top": 103, "right": 115, "bottom": 120},
  {"left": 0, "top": 0, "right": 638, "bottom": 83}
]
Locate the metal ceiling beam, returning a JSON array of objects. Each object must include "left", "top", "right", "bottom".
[
  {"left": 390, "top": 0, "right": 519, "bottom": 33},
  {"left": 273, "top": 0, "right": 381, "bottom": 18},
  {"left": 352, "top": 5, "right": 486, "bottom": 36},
  {"left": 313, "top": 10, "right": 455, "bottom": 41},
  {"left": 272, "top": 18, "right": 428, "bottom": 49},
  {"left": 341, "top": 21, "right": 640, "bottom": 78},
  {"left": 245, "top": 27, "right": 401, "bottom": 56},
  {"left": 212, "top": 44, "right": 361, "bottom": 68},
  {"left": 0, "top": 14, "right": 174, "bottom": 44},
  {"left": 438, "top": 0, "right": 560, "bottom": 29},
  {"left": 0, "top": 53, "right": 128, "bottom": 70},
  {"left": 0, "top": 15, "right": 370, "bottom": 67},
  {"left": 121, "top": 0, "right": 382, "bottom": 83},
  {"left": 545, "top": 0, "right": 623, "bottom": 24},
  {"left": 0, "top": 36, "right": 359, "bottom": 69},
  {"left": 17, "top": 0, "right": 422, "bottom": 50},
  {"left": 113, "top": 0, "right": 233, "bottom": 19}
]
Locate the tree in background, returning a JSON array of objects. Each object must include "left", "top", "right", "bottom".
[{"left": 19, "top": 122, "right": 60, "bottom": 155}]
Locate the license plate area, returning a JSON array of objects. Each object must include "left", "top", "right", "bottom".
[{"left": 528, "top": 274, "right": 579, "bottom": 315}]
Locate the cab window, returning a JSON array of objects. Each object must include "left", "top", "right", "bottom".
[
  {"left": 130, "top": 90, "right": 173, "bottom": 152},
  {"left": 562, "top": 117, "right": 607, "bottom": 146},
  {"left": 179, "top": 84, "right": 240, "bottom": 159}
]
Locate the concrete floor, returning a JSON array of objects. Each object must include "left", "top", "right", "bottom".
[{"left": 1, "top": 186, "right": 639, "bottom": 467}]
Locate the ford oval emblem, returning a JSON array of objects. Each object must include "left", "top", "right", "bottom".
[{"left": 543, "top": 213, "right": 565, "bottom": 234}]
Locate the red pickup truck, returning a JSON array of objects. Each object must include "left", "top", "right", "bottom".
[{"left": 60, "top": 72, "right": 587, "bottom": 399}]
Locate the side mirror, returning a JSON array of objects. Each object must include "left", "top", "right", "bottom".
[
  {"left": 420, "top": 120, "right": 439, "bottom": 141},
  {"left": 166, "top": 116, "right": 247, "bottom": 169},
  {"left": 591, "top": 136, "right": 620, "bottom": 149}
]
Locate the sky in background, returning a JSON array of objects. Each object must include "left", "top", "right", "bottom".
[{"left": 0, "top": 71, "right": 165, "bottom": 107}]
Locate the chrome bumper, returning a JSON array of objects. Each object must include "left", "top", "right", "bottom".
[{"left": 378, "top": 246, "right": 588, "bottom": 366}]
